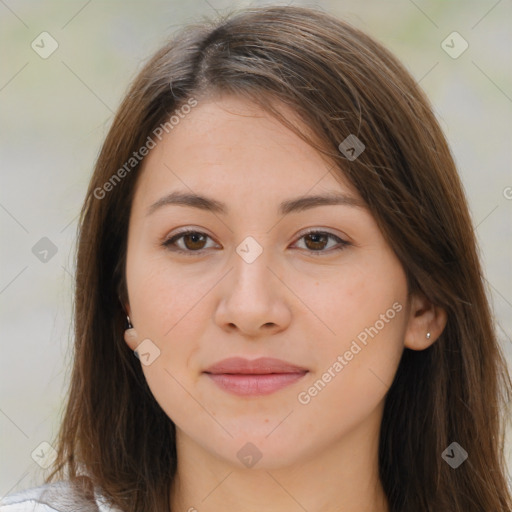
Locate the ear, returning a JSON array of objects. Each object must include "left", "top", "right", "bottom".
[
  {"left": 122, "top": 302, "right": 138, "bottom": 351},
  {"left": 124, "top": 325, "right": 139, "bottom": 351},
  {"left": 404, "top": 292, "right": 447, "bottom": 350}
]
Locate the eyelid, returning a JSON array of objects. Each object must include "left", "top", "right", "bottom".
[{"left": 296, "top": 226, "right": 347, "bottom": 240}]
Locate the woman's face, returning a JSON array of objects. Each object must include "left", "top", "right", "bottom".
[{"left": 123, "top": 95, "right": 419, "bottom": 469}]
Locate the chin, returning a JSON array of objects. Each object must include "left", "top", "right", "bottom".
[{"left": 213, "top": 431, "right": 310, "bottom": 471}]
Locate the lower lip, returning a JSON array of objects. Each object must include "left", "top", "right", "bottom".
[{"left": 205, "top": 372, "right": 307, "bottom": 396}]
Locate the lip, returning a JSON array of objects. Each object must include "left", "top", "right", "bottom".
[
  {"left": 204, "top": 356, "right": 308, "bottom": 374},
  {"left": 203, "top": 357, "right": 308, "bottom": 397}
]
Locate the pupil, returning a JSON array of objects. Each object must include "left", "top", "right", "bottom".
[
  {"left": 307, "top": 233, "right": 326, "bottom": 250},
  {"left": 186, "top": 233, "right": 204, "bottom": 249}
]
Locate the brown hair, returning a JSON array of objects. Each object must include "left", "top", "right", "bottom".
[{"left": 45, "top": 5, "right": 512, "bottom": 511}]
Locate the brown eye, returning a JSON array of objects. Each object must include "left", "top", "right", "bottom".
[
  {"left": 181, "top": 232, "right": 208, "bottom": 250},
  {"left": 304, "top": 232, "right": 329, "bottom": 251},
  {"left": 163, "top": 231, "right": 215, "bottom": 254},
  {"left": 294, "top": 230, "right": 350, "bottom": 254}
]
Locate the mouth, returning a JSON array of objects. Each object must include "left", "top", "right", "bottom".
[{"left": 203, "top": 357, "right": 309, "bottom": 397}]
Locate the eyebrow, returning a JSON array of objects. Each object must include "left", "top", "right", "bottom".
[{"left": 146, "top": 190, "right": 365, "bottom": 217}]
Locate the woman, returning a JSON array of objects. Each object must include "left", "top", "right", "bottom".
[{"left": 2, "top": 4, "right": 510, "bottom": 512}]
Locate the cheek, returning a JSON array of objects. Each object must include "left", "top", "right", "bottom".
[
  {"left": 126, "top": 254, "right": 211, "bottom": 399},
  {"left": 128, "top": 259, "right": 209, "bottom": 421},
  {"left": 294, "top": 253, "right": 407, "bottom": 408},
  {"left": 127, "top": 251, "right": 213, "bottom": 340},
  {"left": 293, "top": 304, "right": 406, "bottom": 441},
  {"left": 297, "top": 251, "right": 408, "bottom": 346}
]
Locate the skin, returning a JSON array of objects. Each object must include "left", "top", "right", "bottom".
[{"left": 123, "top": 95, "right": 447, "bottom": 512}]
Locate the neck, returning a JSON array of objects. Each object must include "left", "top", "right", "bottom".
[{"left": 169, "top": 407, "right": 389, "bottom": 512}]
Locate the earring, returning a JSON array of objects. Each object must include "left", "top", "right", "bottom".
[
  {"left": 426, "top": 332, "right": 431, "bottom": 339},
  {"left": 126, "top": 315, "right": 133, "bottom": 329}
]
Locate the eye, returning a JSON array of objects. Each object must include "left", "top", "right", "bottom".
[
  {"left": 292, "top": 229, "right": 350, "bottom": 255},
  {"left": 162, "top": 230, "right": 218, "bottom": 254},
  {"left": 162, "top": 229, "right": 350, "bottom": 256}
]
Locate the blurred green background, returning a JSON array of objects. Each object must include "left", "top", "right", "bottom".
[{"left": 1, "top": 0, "right": 511, "bottom": 497}]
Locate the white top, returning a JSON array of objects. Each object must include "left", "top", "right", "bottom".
[{"left": 0, "top": 480, "right": 124, "bottom": 512}]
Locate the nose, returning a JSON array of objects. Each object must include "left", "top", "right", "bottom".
[{"left": 214, "top": 246, "right": 292, "bottom": 338}]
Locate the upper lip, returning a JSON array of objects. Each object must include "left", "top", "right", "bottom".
[{"left": 204, "top": 357, "right": 308, "bottom": 375}]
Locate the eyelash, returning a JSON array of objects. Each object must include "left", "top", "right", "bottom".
[{"left": 161, "top": 229, "right": 351, "bottom": 256}]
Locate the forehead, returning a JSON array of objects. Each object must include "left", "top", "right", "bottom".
[{"left": 132, "top": 95, "right": 360, "bottom": 210}]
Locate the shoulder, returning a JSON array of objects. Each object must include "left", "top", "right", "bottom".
[{"left": 0, "top": 479, "right": 123, "bottom": 512}]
